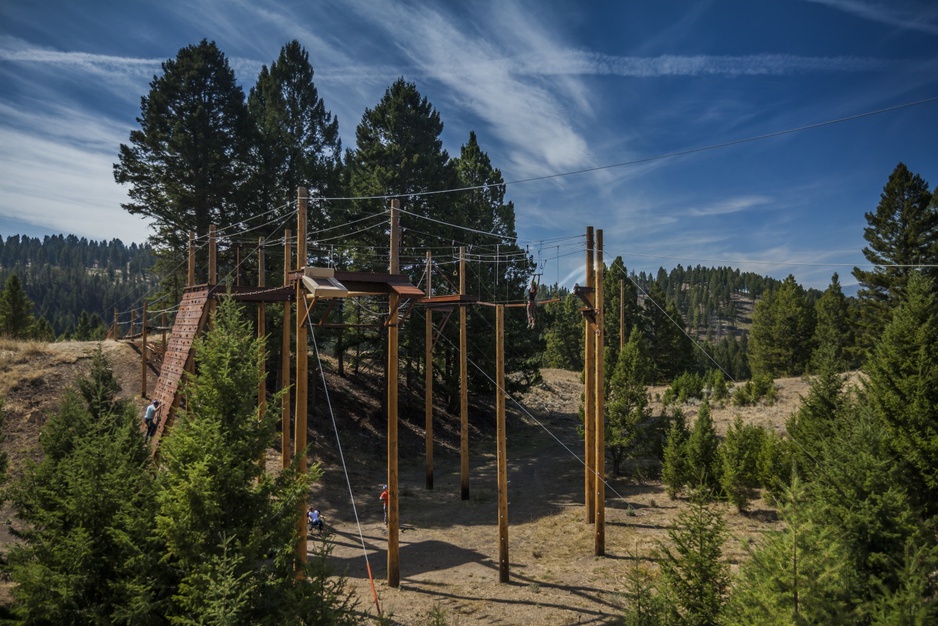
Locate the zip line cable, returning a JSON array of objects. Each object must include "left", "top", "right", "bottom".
[
  {"left": 307, "top": 316, "right": 383, "bottom": 617},
  {"left": 299, "top": 96, "right": 938, "bottom": 203}
]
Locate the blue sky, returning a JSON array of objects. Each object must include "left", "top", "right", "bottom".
[{"left": 1, "top": 0, "right": 936, "bottom": 290}]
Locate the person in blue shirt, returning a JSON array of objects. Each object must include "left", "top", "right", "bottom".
[{"left": 143, "top": 399, "right": 160, "bottom": 442}]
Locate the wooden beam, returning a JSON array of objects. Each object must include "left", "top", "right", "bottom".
[
  {"left": 295, "top": 189, "right": 308, "bottom": 567},
  {"left": 594, "top": 229, "right": 605, "bottom": 556},
  {"left": 496, "top": 304, "right": 509, "bottom": 583},
  {"left": 141, "top": 301, "right": 147, "bottom": 397},
  {"left": 281, "top": 230, "right": 292, "bottom": 473},
  {"left": 258, "top": 237, "right": 266, "bottom": 423},
  {"left": 459, "top": 246, "right": 469, "bottom": 501},
  {"left": 388, "top": 198, "right": 401, "bottom": 588},
  {"left": 584, "top": 226, "right": 595, "bottom": 524},
  {"left": 425, "top": 251, "right": 434, "bottom": 490}
]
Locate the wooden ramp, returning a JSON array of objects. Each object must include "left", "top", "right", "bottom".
[{"left": 148, "top": 286, "right": 212, "bottom": 449}]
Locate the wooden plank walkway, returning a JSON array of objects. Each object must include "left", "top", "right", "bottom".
[{"left": 148, "top": 286, "right": 211, "bottom": 449}]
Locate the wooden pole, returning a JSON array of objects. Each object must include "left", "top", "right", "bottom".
[
  {"left": 161, "top": 310, "right": 167, "bottom": 354},
  {"left": 208, "top": 225, "right": 217, "bottom": 285},
  {"left": 281, "top": 230, "right": 292, "bottom": 471},
  {"left": 388, "top": 198, "right": 401, "bottom": 587},
  {"left": 620, "top": 279, "right": 625, "bottom": 351},
  {"left": 584, "top": 227, "right": 595, "bottom": 523},
  {"left": 496, "top": 304, "right": 509, "bottom": 583},
  {"left": 130, "top": 308, "right": 136, "bottom": 340},
  {"left": 295, "top": 188, "right": 308, "bottom": 566},
  {"left": 141, "top": 301, "right": 148, "bottom": 397},
  {"left": 459, "top": 246, "right": 469, "bottom": 501},
  {"left": 425, "top": 251, "right": 434, "bottom": 490},
  {"left": 258, "top": 237, "right": 266, "bottom": 421},
  {"left": 235, "top": 244, "right": 241, "bottom": 287},
  {"left": 594, "top": 230, "right": 605, "bottom": 556},
  {"left": 188, "top": 232, "right": 196, "bottom": 287}
]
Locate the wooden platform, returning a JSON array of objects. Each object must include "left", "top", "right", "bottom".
[{"left": 148, "top": 286, "right": 211, "bottom": 449}]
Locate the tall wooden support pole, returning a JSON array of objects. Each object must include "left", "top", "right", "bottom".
[
  {"left": 281, "top": 230, "right": 292, "bottom": 471},
  {"left": 620, "top": 279, "right": 626, "bottom": 351},
  {"left": 235, "top": 244, "right": 241, "bottom": 287},
  {"left": 188, "top": 232, "right": 196, "bottom": 287},
  {"left": 388, "top": 199, "right": 401, "bottom": 588},
  {"left": 208, "top": 225, "right": 217, "bottom": 285},
  {"left": 594, "top": 230, "right": 606, "bottom": 556},
  {"left": 258, "top": 238, "right": 266, "bottom": 421},
  {"left": 141, "top": 301, "right": 148, "bottom": 397},
  {"left": 425, "top": 251, "right": 434, "bottom": 490},
  {"left": 295, "top": 189, "right": 309, "bottom": 566},
  {"left": 208, "top": 225, "right": 218, "bottom": 321},
  {"left": 496, "top": 304, "right": 510, "bottom": 583},
  {"left": 584, "top": 227, "right": 596, "bottom": 523},
  {"left": 161, "top": 311, "right": 167, "bottom": 354},
  {"left": 459, "top": 246, "right": 469, "bottom": 501}
]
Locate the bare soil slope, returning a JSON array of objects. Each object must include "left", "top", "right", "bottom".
[{"left": 0, "top": 341, "right": 812, "bottom": 625}]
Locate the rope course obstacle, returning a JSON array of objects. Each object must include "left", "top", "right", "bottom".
[{"left": 114, "top": 187, "right": 613, "bottom": 599}]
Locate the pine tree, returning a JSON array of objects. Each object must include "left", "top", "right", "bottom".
[
  {"left": 749, "top": 275, "right": 815, "bottom": 377},
  {"left": 853, "top": 163, "right": 938, "bottom": 348},
  {"left": 661, "top": 410, "right": 691, "bottom": 499},
  {"left": 246, "top": 39, "right": 342, "bottom": 258},
  {"left": 606, "top": 327, "right": 654, "bottom": 476},
  {"left": 686, "top": 400, "right": 721, "bottom": 491},
  {"left": 864, "top": 271, "right": 938, "bottom": 515},
  {"left": 810, "top": 272, "right": 855, "bottom": 371},
  {"left": 6, "top": 351, "right": 158, "bottom": 622},
  {"left": 0, "top": 273, "right": 36, "bottom": 338},
  {"left": 724, "top": 480, "right": 852, "bottom": 625},
  {"left": 785, "top": 345, "right": 847, "bottom": 482},
  {"left": 719, "top": 416, "right": 766, "bottom": 512},
  {"left": 656, "top": 490, "right": 729, "bottom": 625},
  {"left": 114, "top": 40, "right": 252, "bottom": 292},
  {"left": 154, "top": 297, "right": 353, "bottom": 623}
]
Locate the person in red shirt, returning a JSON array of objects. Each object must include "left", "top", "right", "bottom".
[{"left": 379, "top": 485, "right": 389, "bottom": 526}]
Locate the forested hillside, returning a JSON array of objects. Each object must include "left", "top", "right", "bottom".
[{"left": 0, "top": 234, "right": 155, "bottom": 337}]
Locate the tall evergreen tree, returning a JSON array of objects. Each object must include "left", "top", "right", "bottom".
[
  {"left": 7, "top": 350, "right": 159, "bottom": 622},
  {"left": 864, "top": 271, "right": 938, "bottom": 516},
  {"left": 748, "top": 275, "right": 815, "bottom": 377},
  {"left": 154, "top": 297, "right": 353, "bottom": 623},
  {"left": 725, "top": 481, "right": 852, "bottom": 625},
  {"left": 246, "top": 40, "right": 342, "bottom": 260},
  {"left": 853, "top": 163, "right": 938, "bottom": 349},
  {"left": 345, "top": 78, "right": 458, "bottom": 270},
  {"left": 0, "top": 273, "right": 36, "bottom": 338},
  {"left": 641, "top": 282, "right": 695, "bottom": 381},
  {"left": 114, "top": 40, "right": 252, "bottom": 293},
  {"left": 685, "top": 400, "right": 721, "bottom": 491},
  {"left": 657, "top": 490, "right": 729, "bottom": 625},
  {"left": 810, "top": 272, "right": 855, "bottom": 371},
  {"left": 606, "top": 327, "right": 654, "bottom": 476}
]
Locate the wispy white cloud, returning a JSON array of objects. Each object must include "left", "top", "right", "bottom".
[
  {"left": 0, "top": 125, "right": 150, "bottom": 243},
  {"left": 0, "top": 35, "right": 161, "bottom": 92},
  {"left": 686, "top": 195, "right": 772, "bottom": 217},
  {"left": 805, "top": 0, "right": 938, "bottom": 35}
]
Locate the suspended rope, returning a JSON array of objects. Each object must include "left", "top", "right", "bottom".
[{"left": 306, "top": 318, "right": 382, "bottom": 617}]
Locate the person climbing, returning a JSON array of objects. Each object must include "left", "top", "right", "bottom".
[
  {"left": 143, "top": 399, "right": 160, "bottom": 443},
  {"left": 526, "top": 275, "right": 539, "bottom": 329},
  {"left": 379, "top": 485, "right": 389, "bottom": 526}
]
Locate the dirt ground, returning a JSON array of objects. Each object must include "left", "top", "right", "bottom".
[
  {"left": 310, "top": 369, "right": 810, "bottom": 625},
  {"left": 0, "top": 340, "right": 814, "bottom": 625}
]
